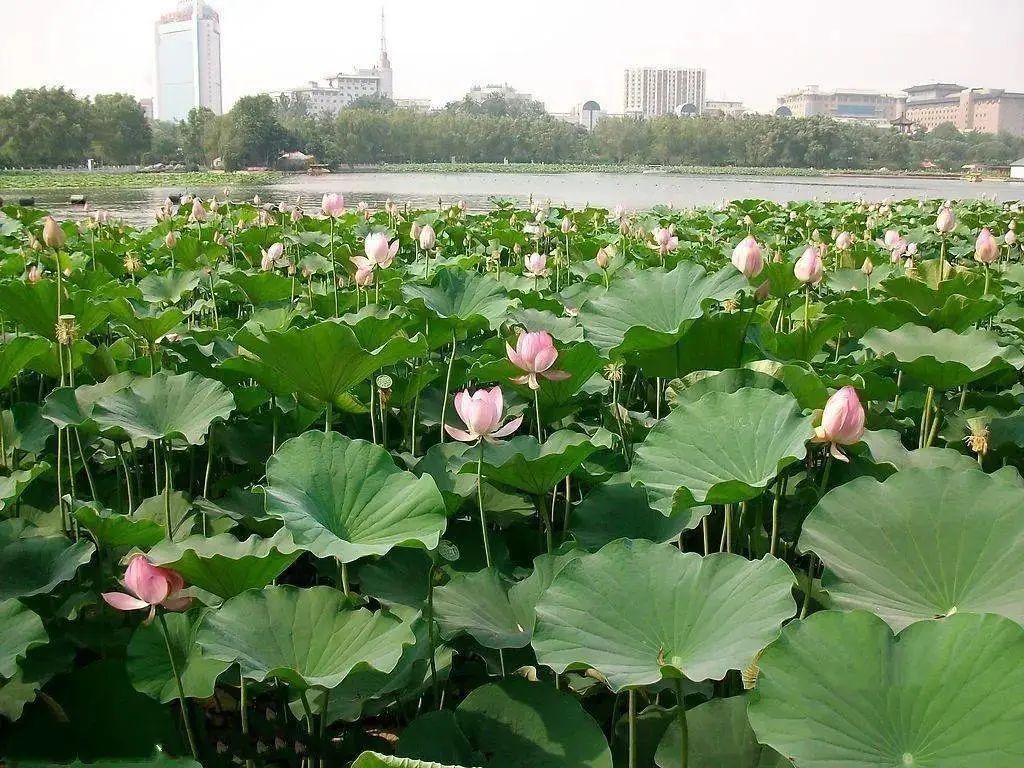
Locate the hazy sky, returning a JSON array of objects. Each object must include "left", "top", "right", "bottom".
[{"left": 2, "top": 0, "right": 1023, "bottom": 114}]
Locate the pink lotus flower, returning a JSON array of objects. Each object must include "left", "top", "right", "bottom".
[
  {"left": 651, "top": 227, "right": 679, "bottom": 257},
  {"left": 813, "top": 385, "right": 865, "bottom": 462},
  {"left": 883, "top": 229, "right": 900, "bottom": 249},
  {"left": 321, "top": 193, "right": 345, "bottom": 218},
  {"left": 560, "top": 217, "right": 575, "bottom": 234},
  {"left": 191, "top": 199, "right": 207, "bottom": 223},
  {"left": 595, "top": 247, "right": 611, "bottom": 270},
  {"left": 419, "top": 224, "right": 437, "bottom": 251},
  {"left": 506, "top": 331, "right": 571, "bottom": 390},
  {"left": 936, "top": 206, "right": 956, "bottom": 234},
  {"left": 794, "top": 245, "right": 823, "bottom": 284},
  {"left": 524, "top": 252, "right": 548, "bottom": 277},
  {"left": 445, "top": 387, "right": 524, "bottom": 443},
  {"left": 890, "top": 237, "right": 908, "bottom": 262},
  {"left": 353, "top": 232, "right": 399, "bottom": 272},
  {"left": 835, "top": 231, "right": 853, "bottom": 250},
  {"left": 731, "top": 235, "right": 764, "bottom": 279},
  {"left": 27, "top": 265, "right": 43, "bottom": 283},
  {"left": 102, "top": 555, "right": 190, "bottom": 621},
  {"left": 261, "top": 242, "right": 284, "bottom": 271},
  {"left": 975, "top": 228, "right": 999, "bottom": 265},
  {"left": 354, "top": 266, "right": 375, "bottom": 287}
]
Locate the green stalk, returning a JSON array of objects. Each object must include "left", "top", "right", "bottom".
[
  {"left": 158, "top": 612, "right": 199, "bottom": 759},
  {"left": 534, "top": 388, "right": 543, "bottom": 442},
  {"left": 329, "top": 218, "right": 339, "bottom": 317},
  {"left": 628, "top": 689, "right": 637, "bottom": 768},
  {"left": 674, "top": 678, "right": 688, "bottom": 768},
  {"left": 477, "top": 441, "right": 492, "bottom": 566},
  {"left": 163, "top": 441, "right": 173, "bottom": 540},
  {"left": 426, "top": 567, "right": 440, "bottom": 708},
  {"left": 240, "top": 677, "right": 254, "bottom": 768},
  {"left": 439, "top": 331, "right": 457, "bottom": 443}
]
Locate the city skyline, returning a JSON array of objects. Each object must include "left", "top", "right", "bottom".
[{"left": 2, "top": 0, "right": 1023, "bottom": 117}]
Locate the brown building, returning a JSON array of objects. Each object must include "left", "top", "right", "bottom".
[
  {"left": 776, "top": 87, "right": 906, "bottom": 124},
  {"left": 904, "top": 84, "right": 1024, "bottom": 137}
]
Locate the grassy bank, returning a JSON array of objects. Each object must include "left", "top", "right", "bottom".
[
  {"left": 0, "top": 170, "right": 283, "bottom": 190},
  {"left": 369, "top": 162, "right": 829, "bottom": 177}
]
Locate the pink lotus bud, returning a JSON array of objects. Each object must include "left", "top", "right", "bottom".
[
  {"left": 794, "top": 246, "right": 823, "bottom": 285},
  {"left": 861, "top": 256, "right": 874, "bottom": 276},
  {"left": 27, "top": 265, "right": 43, "bottom": 283},
  {"left": 1006, "top": 230, "right": 1017, "bottom": 246},
  {"left": 524, "top": 252, "right": 548, "bottom": 277},
  {"left": 595, "top": 247, "right": 611, "bottom": 270},
  {"left": 354, "top": 266, "right": 375, "bottom": 287},
  {"left": 164, "top": 231, "right": 177, "bottom": 250},
  {"left": 835, "top": 231, "right": 853, "bottom": 250},
  {"left": 102, "top": 555, "right": 190, "bottom": 619},
  {"left": 445, "top": 386, "right": 524, "bottom": 443},
  {"left": 321, "top": 193, "right": 345, "bottom": 218},
  {"left": 619, "top": 219, "right": 630, "bottom": 236},
  {"left": 813, "top": 386, "right": 865, "bottom": 461},
  {"left": 506, "top": 331, "right": 571, "bottom": 390},
  {"left": 936, "top": 206, "right": 956, "bottom": 234},
  {"left": 884, "top": 230, "right": 900, "bottom": 249},
  {"left": 975, "top": 228, "right": 999, "bottom": 265},
  {"left": 418, "top": 224, "right": 436, "bottom": 251},
  {"left": 191, "top": 199, "right": 207, "bottom": 223},
  {"left": 613, "top": 205, "right": 626, "bottom": 221},
  {"left": 410, "top": 222, "right": 421, "bottom": 240},
  {"left": 561, "top": 217, "right": 573, "bottom": 234},
  {"left": 731, "top": 236, "right": 763, "bottom": 279},
  {"left": 42, "top": 217, "right": 65, "bottom": 250}
]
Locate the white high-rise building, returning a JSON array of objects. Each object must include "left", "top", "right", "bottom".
[
  {"left": 623, "top": 67, "right": 706, "bottom": 118},
  {"left": 155, "top": 0, "right": 223, "bottom": 122}
]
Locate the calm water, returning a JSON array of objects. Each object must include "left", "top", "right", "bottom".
[{"left": 3, "top": 171, "right": 1021, "bottom": 227}]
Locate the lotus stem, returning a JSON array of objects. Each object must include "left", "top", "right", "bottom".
[
  {"left": 298, "top": 688, "right": 315, "bottom": 736},
  {"left": 56, "top": 427, "right": 67, "bottom": 535},
  {"left": 534, "top": 388, "right": 543, "bottom": 442},
  {"left": 918, "top": 387, "right": 934, "bottom": 449},
  {"left": 426, "top": 566, "right": 440, "bottom": 708},
  {"left": 340, "top": 560, "right": 350, "bottom": 596},
  {"left": 116, "top": 442, "right": 134, "bottom": 515},
  {"left": 769, "top": 476, "right": 786, "bottom": 558},
  {"left": 803, "top": 285, "right": 810, "bottom": 336},
  {"left": 73, "top": 428, "right": 97, "bottom": 500},
  {"left": 369, "top": 378, "right": 378, "bottom": 445},
  {"left": 477, "top": 441, "right": 493, "bottom": 567},
  {"left": 799, "top": 555, "right": 817, "bottom": 620},
  {"left": 163, "top": 441, "right": 173, "bottom": 540},
  {"left": 240, "top": 676, "right": 253, "bottom": 768},
  {"left": 655, "top": 377, "right": 662, "bottom": 420},
  {"left": 674, "top": 678, "right": 688, "bottom": 768},
  {"left": 324, "top": 402, "right": 332, "bottom": 434},
  {"left": 158, "top": 611, "right": 199, "bottom": 759},
  {"left": 439, "top": 331, "right": 457, "bottom": 444},
  {"left": 329, "top": 218, "right": 339, "bottom": 317},
  {"left": 628, "top": 689, "right": 637, "bottom": 768}
]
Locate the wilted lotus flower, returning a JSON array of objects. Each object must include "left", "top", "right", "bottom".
[
  {"left": 419, "top": 224, "right": 436, "bottom": 251},
  {"left": 102, "top": 554, "right": 190, "bottom": 621},
  {"left": 595, "top": 247, "right": 611, "bottom": 270},
  {"left": 835, "top": 231, "right": 853, "bottom": 250},
  {"left": 936, "top": 205, "right": 956, "bottom": 234},
  {"left": 506, "top": 331, "right": 570, "bottom": 390},
  {"left": 651, "top": 227, "right": 679, "bottom": 257},
  {"left": 42, "top": 216, "right": 65, "bottom": 250},
  {"left": 975, "top": 228, "right": 999, "bottom": 264},
  {"left": 794, "top": 245, "right": 823, "bottom": 285},
  {"left": 191, "top": 199, "right": 207, "bottom": 223},
  {"left": 813, "top": 385, "right": 865, "bottom": 462},
  {"left": 322, "top": 193, "right": 345, "bottom": 218},
  {"left": 1006, "top": 230, "right": 1017, "bottom": 246},
  {"left": 731, "top": 235, "right": 763, "bottom": 279},
  {"left": 444, "top": 386, "right": 524, "bottom": 443},
  {"left": 27, "top": 265, "right": 43, "bottom": 283},
  {"left": 261, "top": 242, "right": 284, "bottom": 271},
  {"left": 524, "top": 252, "right": 548, "bottom": 277},
  {"left": 884, "top": 230, "right": 900, "bottom": 249},
  {"left": 354, "top": 232, "right": 399, "bottom": 271},
  {"left": 164, "top": 231, "right": 178, "bottom": 250}
]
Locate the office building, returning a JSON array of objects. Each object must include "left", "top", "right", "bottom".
[
  {"left": 552, "top": 101, "right": 606, "bottom": 130},
  {"left": 705, "top": 99, "right": 746, "bottom": 116},
  {"left": 623, "top": 67, "right": 706, "bottom": 118},
  {"left": 776, "top": 87, "right": 905, "bottom": 124},
  {"left": 155, "top": 0, "right": 223, "bottom": 122},
  {"left": 904, "top": 84, "right": 1024, "bottom": 137}
]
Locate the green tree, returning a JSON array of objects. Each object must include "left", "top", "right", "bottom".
[
  {"left": 0, "top": 87, "right": 90, "bottom": 166},
  {"left": 181, "top": 107, "right": 219, "bottom": 167},
  {"left": 217, "top": 95, "right": 289, "bottom": 170},
  {"left": 89, "top": 93, "right": 152, "bottom": 165}
]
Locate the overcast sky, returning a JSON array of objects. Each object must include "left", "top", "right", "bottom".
[{"left": 2, "top": 0, "right": 1023, "bottom": 114}]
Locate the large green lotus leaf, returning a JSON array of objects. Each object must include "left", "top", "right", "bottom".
[
  {"left": 748, "top": 611, "right": 1024, "bottom": 768},
  {"left": 396, "top": 711, "right": 477, "bottom": 766},
  {"left": 222, "top": 270, "right": 294, "bottom": 304},
  {"left": 92, "top": 371, "right": 234, "bottom": 444},
  {"left": 353, "top": 753, "right": 471, "bottom": 768},
  {"left": 357, "top": 548, "right": 433, "bottom": 615},
  {"left": 455, "top": 678, "right": 613, "bottom": 768},
  {"left": 236, "top": 319, "right": 425, "bottom": 406},
  {"left": 655, "top": 696, "right": 791, "bottom": 768},
  {"left": 0, "top": 281, "right": 109, "bottom": 340},
  {"left": 533, "top": 540, "right": 796, "bottom": 691},
  {"left": 146, "top": 530, "right": 301, "bottom": 599},
  {"left": 570, "top": 483, "right": 701, "bottom": 550},
  {"left": 73, "top": 502, "right": 165, "bottom": 549},
  {"left": 127, "top": 610, "right": 231, "bottom": 703},
  {"left": 197, "top": 585, "right": 413, "bottom": 689},
  {"left": 340, "top": 306, "right": 418, "bottom": 351},
  {"left": 823, "top": 297, "right": 922, "bottom": 336},
  {"left": 632, "top": 388, "right": 812, "bottom": 513},
  {"left": 0, "top": 464, "right": 50, "bottom": 514},
  {"left": 458, "top": 430, "right": 613, "bottom": 496},
  {"left": 859, "top": 430, "right": 980, "bottom": 473},
  {"left": 880, "top": 269, "right": 988, "bottom": 313},
  {"left": 402, "top": 268, "right": 514, "bottom": 331},
  {"left": 265, "top": 431, "right": 447, "bottom": 562},
  {"left": 42, "top": 372, "right": 135, "bottom": 429},
  {"left": 108, "top": 298, "right": 185, "bottom": 344},
  {"left": 578, "top": 262, "right": 748, "bottom": 356},
  {"left": 634, "top": 311, "right": 753, "bottom": 379},
  {"left": 0, "top": 599, "right": 47, "bottom": 678},
  {"left": 137, "top": 269, "right": 201, "bottom": 305},
  {"left": 801, "top": 467, "right": 1024, "bottom": 631},
  {"left": 862, "top": 324, "right": 1024, "bottom": 390},
  {"left": 0, "top": 520, "right": 95, "bottom": 601},
  {"left": 510, "top": 307, "right": 583, "bottom": 343},
  {"left": 0, "top": 336, "right": 49, "bottom": 389},
  {"left": 2, "top": 402, "right": 54, "bottom": 461},
  {"left": 669, "top": 364, "right": 827, "bottom": 412}
]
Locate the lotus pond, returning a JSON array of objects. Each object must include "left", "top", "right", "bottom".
[{"left": 0, "top": 194, "right": 1022, "bottom": 768}]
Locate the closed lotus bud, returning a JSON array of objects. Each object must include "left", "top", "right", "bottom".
[
  {"left": 794, "top": 246, "right": 823, "bottom": 284},
  {"left": 619, "top": 219, "right": 630, "bottom": 236},
  {"left": 974, "top": 228, "right": 999, "bottom": 265},
  {"left": 861, "top": 256, "right": 874, "bottom": 276},
  {"left": 561, "top": 217, "right": 572, "bottom": 234},
  {"left": 866, "top": 216, "right": 876, "bottom": 230},
  {"left": 27, "top": 232, "right": 41, "bottom": 251},
  {"left": 214, "top": 231, "right": 227, "bottom": 247},
  {"left": 936, "top": 206, "right": 956, "bottom": 234},
  {"left": 731, "top": 235, "right": 763, "bottom": 279},
  {"left": 42, "top": 217, "right": 65, "bottom": 250},
  {"left": 835, "top": 231, "right": 853, "bottom": 250},
  {"left": 410, "top": 221, "right": 421, "bottom": 240},
  {"left": 884, "top": 229, "right": 900, "bottom": 249},
  {"left": 513, "top": 243, "right": 522, "bottom": 256},
  {"left": 27, "top": 265, "right": 42, "bottom": 283},
  {"left": 419, "top": 224, "right": 436, "bottom": 251},
  {"left": 814, "top": 385, "right": 865, "bottom": 461},
  {"left": 191, "top": 199, "right": 207, "bottom": 223},
  {"left": 811, "top": 229, "right": 821, "bottom": 243},
  {"left": 595, "top": 247, "right": 611, "bottom": 270},
  {"left": 1006, "top": 230, "right": 1017, "bottom": 246},
  {"left": 164, "top": 231, "right": 177, "bottom": 249}
]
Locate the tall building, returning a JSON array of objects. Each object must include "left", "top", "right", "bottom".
[
  {"left": 623, "top": 68, "right": 706, "bottom": 118},
  {"left": 154, "top": 0, "right": 223, "bottom": 122},
  {"left": 776, "top": 87, "right": 905, "bottom": 124},
  {"left": 904, "top": 84, "right": 1024, "bottom": 137},
  {"left": 267, "top": 11, "right": 394, "bottom": 117}
]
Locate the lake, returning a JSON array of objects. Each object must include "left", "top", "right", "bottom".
[{"left": 3, "top": 170, "right": 1020, "bottom": 226}]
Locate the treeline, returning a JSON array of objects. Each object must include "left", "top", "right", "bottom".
[{"left": 3, "top": 86, "right": 1024, "bottom": 172}]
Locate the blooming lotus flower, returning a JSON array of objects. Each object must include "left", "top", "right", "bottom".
[
  {"left": 731, "top": 235, "right": 763, "bottom": 279},
  {"left": 261, "top": 242, "right": 284, "bottom": 271},
  {"left": 419, "top": 224, "right": 436, "bottom": 251},
  {"left": 975, "top": 228, "right": 999, "bottom": 264},
  {"left": 506, "top": 331, "right": 571, "bottom": 390},
  {"left": 353, "top": 232, "right": 399, "bottom": 271},
  {"left": 884, "top": 229, "right": 900, "bottom": 249},
  {"left": 794, "top": 246, "right": 823, "bottom": 284},
  {"left": 102, "top": 554, "right": 190, "bottom": 620},
  {"left": 835, "top": 231, "right": 853, "bottom": 250},
  {"left": 444, "top": 386, "right": 524, "bottom": 443},
  {"left": 42, "top": 217, "right": 65, "bottom": 250},
  {"left": 891, "top": 237, "right": 908, "bottom": 261},
  {"left": 321, "top": 193, "right": 345, "bottom": 218},
  {"left": 651, "top": 227, "right": 679, "bottom": 256},
  {"left": 191, "top": 199, "right": 207, "bottom": 223},
  {"left": 813, "top": 386, "right": 865, "bottom": 461},
  {"left": 613, "top": 204, "right": 626, "bottom": 221},
  {"left": 524, "top": 252, "right": 548, "bottom": 277},
  {"left": 936, "top": 206, "right": 956, "bottom": 234},
  {"left": 906, "top": 242, "right": 918, "bottom": 257}
]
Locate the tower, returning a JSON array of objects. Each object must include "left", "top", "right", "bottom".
[
  {"left": 376, "top": 8, "right": 393, "bottom": 99},
  {"left": 155, "top": 0, "right": 223, "bottom": 122}
]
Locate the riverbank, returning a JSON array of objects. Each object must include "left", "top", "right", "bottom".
[{"left": 0, "top": 170, "right": 282, "bottom": 190}]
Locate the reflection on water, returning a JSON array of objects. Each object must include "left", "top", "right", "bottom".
[{"left": 2, "top": 171, "right": 1020, "bottom": 227}]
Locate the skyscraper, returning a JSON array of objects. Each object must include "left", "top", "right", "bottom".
[
  {"left": 155, "top": 0, "right": 223, "bottom": 122},
  {"left": 623, "top": 67, "right": 706, "bottom": 118}
]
